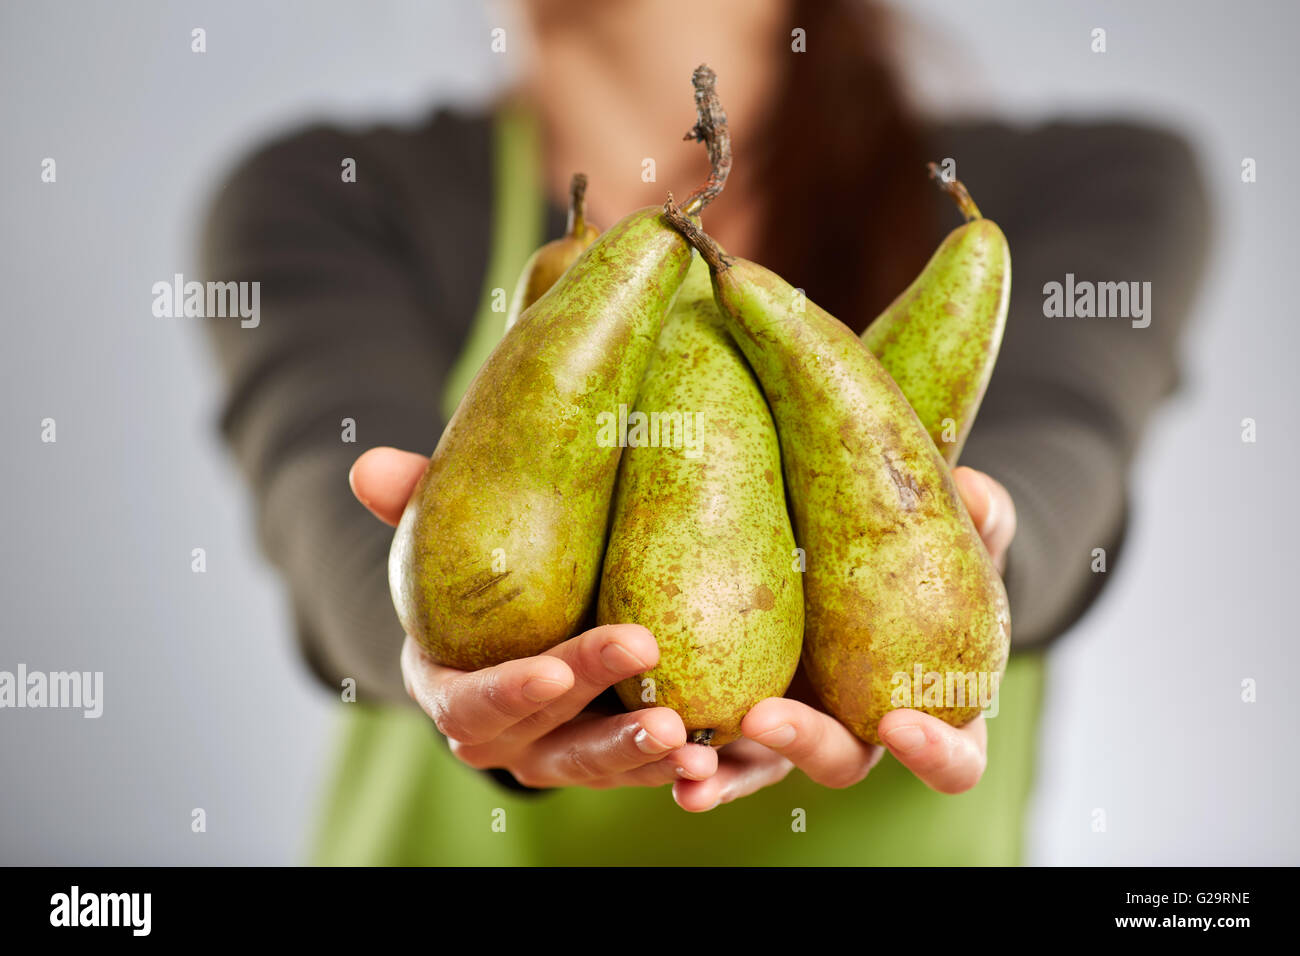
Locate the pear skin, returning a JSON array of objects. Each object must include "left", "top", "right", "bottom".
[
  {"left": 664, "top": 204, "right": 1009, "bottom": 745},
  {"left": 505, "top": 173, "right": 601, "bottom": 332},
  {"left": 862, "top": 166, "right": 1010, "bottom": 464},
  {"left": 389, "top": 207, "right": 694, "bottom": 669},
  {"left": 598, "top": 256, "right": 803, "bottom": 746}
]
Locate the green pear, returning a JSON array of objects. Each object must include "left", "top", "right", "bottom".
[
  {"left": 862, "top": 165, "right": 1010, "bottom": 464},
  {"left": 663, "top": 203, "right": 1009, "bottom": 745},
  {"left": 389, "top": 207, "right": 694, "bottom": 669},
  {"left": 597, "top": 255, "right": 803, "bottom": 746},
  {"left": 390, "top": 66, "right": 731, "bottom": 670},
  {"left": 505, "top": 173, "right": 600, "bottom": 332}
]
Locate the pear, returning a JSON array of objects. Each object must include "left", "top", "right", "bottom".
[
  {"left": 389, "top": 67, "right": 731, "bottom": 670},
  {"left": 504, "top": 173, "right": 600, "bottom": 332},
  {"left": 389, "top": 207, "right": 691, "bottom": 669},
  {"left": 597, "top": 256, "right": 803, "bottom": 746},
  {"left": 663, "top": 202, "right": 1009, "bottom": 744},
  {"left": 862, "top": 165, "right": 1010, "bottom": 464}
]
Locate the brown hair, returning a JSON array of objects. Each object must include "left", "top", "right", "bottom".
[{"left": 753, "top": 0, "right": 937, "bottom": 332}]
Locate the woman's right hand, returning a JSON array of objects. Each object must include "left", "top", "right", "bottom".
[{"left": 351, "top": 447, "right": 719, "bottom": 790}]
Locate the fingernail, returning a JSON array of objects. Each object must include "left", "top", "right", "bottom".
[
  {"left": 600, "top": 640, "right": 647, "bottom": 673},
  {"left": 882, "top": 724, "right": 927, "bottom": 755},
  {"left": 754, "top": 723, "right": 796, "bottom": 749},
  {"left": 634, "top": 726, "right": 671, "bottom": 754},
  {"left": 521, "top": 678, "right": 568, "bottom": 703}
]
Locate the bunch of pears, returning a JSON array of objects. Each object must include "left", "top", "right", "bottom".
[{"left": 389, "top": 66, "right": 1012, "bottom": 747}]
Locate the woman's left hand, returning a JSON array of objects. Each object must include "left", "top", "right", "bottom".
[{"left": 672, "top": 466, "right": 1017, "bottom": 812}]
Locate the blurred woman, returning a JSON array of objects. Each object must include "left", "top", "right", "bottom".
[{"left": 201, "top": 0, "right": 1207, "bottom": 863}]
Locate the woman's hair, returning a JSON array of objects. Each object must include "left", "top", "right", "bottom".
[{"left": 754, "top": 0, "right": 936, "bottom": 331}]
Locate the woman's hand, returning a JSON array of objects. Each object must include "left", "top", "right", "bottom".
[
  {"left": 671, "top": 466, "right": 1017, "bottom": 811},
  {"left": 351, "top": 447, "right": 718, "bottom": 789}
]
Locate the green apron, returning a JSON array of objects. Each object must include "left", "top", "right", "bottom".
[{"left": 311, "top": 107, "right": 1048, "bottom": 866}]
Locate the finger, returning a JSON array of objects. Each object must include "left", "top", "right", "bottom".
[
  {"left": 401, "top": 636, "right": 574, "bottom": 746},
  {"left": 952, "top": 466, "right": 1017, "bottom": 570},
  {"left": 877, "top": 709, "right": 988, "bottom": 794},
  {"left": 611, "top": 742, "right": 720, "bottom": 787},
  {"left": 350, "top": 447, "right": 429, "bottom": 526},
  {"left": 741, "top": 697, "right": 884, "bottom": 788},
  {"left": 501, "top": 623, "right": 662, "bottom": 744},
  {"left": 671, "top": 738, "right": 794, "bottom": 812},
  {"left": 491, "top": 707, "right": 688, "bottom": 787}
]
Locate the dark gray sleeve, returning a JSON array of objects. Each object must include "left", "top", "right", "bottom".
[
  {"left": 197, "top": 120, "right": 489, "bottom": 705},
  {"left": 953, "top": 122, "right": 1212, "bottom": 648}
]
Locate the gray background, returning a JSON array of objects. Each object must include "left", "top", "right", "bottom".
[{"left": 1, "top": 1, "right": 1295, "bottom": 864}]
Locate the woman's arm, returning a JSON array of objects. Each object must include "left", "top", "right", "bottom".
[
  {"left": 199, "top": 118, "right": 492, "bottom": 705},
  {"left": 950, "top": 121, "right": 1212, "bottom": 648}
]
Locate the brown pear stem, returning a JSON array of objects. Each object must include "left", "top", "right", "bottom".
[
  {"left": 565, "top": 172, "right": 588, "bottom": 237},
  {"left": 663, "top": 195, "right": 731, "bottom": 273},
  {"left": 927, "top": 161, "right": 982, "bottom": 221},
  {"left": 680, "top": 64, "right": 732, "bottom": 215}
]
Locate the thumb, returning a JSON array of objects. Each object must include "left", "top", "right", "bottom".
[
  {"left": 349, "top": 447, "right": 429, "bottom": 526},
  {"left": 951, "top": 466, "right": 1016, "bottom": 571}
]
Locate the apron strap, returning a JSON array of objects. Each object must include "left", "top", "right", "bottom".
[{"left": 441, "top": 102, "right": 546, "bottom": 418}]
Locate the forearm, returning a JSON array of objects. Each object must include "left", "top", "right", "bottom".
[
  {"left": 259, "top": 444, "right": 413, "bottom": 705},
  {"left": 196, "top": 118, "right": 496, "bottom": 705},
  {"left": 961, "top": 418, "right": 1125, "bottom": 649},
  {"left": 943, "top": 124, "right": 1210, "bottom": 648}
]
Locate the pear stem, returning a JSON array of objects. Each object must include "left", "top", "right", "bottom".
[
  {"left": 680, "top": 64, "right": 732, "bottom": 215},
  {"left": 663, "top": 196, "right": 731, "bottom": 273},
  {"left": 927, "top": 162, "right": 982, "bottom": 221},
  {"left": 565, "top": 172, "right": 588, "bottom": 237}
]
